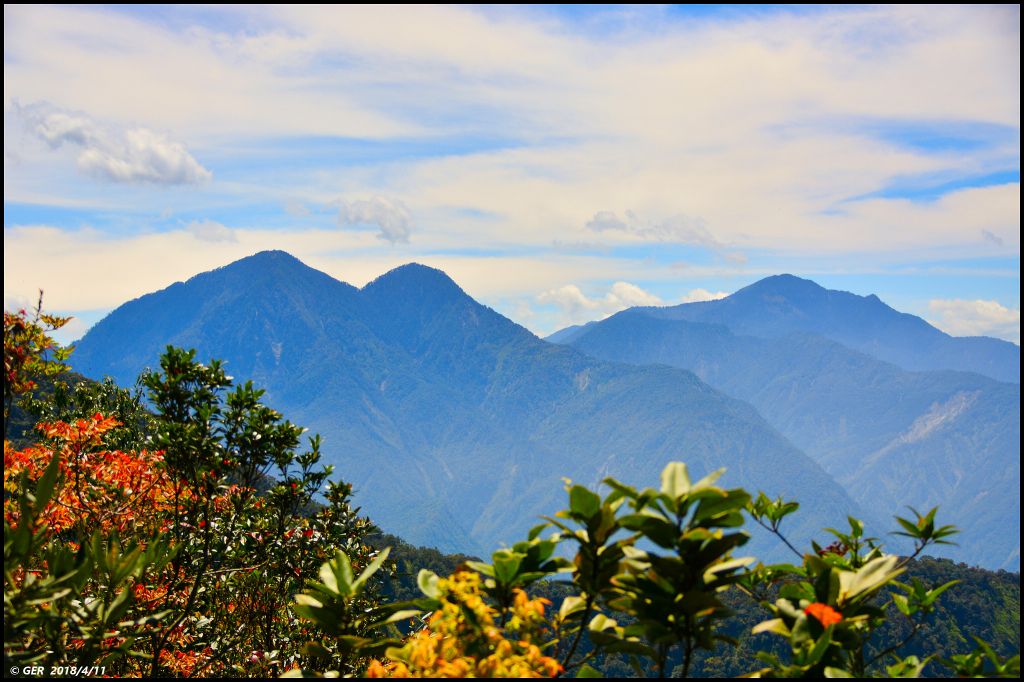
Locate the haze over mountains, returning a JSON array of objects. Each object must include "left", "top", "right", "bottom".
[
  {"left": 70, "top": 251, "right": 862, "bottom": 559},
  {"left": 551, "top": 275, "right": 1020, "bottom": 570},
  {"left": 639, "top": 275, "right": 1018, "bottom": 383}
]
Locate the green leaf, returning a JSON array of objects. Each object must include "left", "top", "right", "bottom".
[
  {"left": 300, "top": 642, "right": 332, "bottom": 659},
  {"left": 805, "top": 628, "right": 832, "bottom": 666},
  {"left": 382, "top": 609, "right": 421, "bottom": 625},
  {"left": 837, "top": 555, "right": 903, "bottom": 606},
  {"left": 465, "top": 560, "right": 494, "bottom": 577},
  {"left": 660, "top": 462, "right": 691, "bottom": 499},
  {"left": 923, "top": 580, "right": 959, "bottom": 607},
  {"left": 569, "top": 485, "right": 601, "bottom": 519},
  {"left": 417, "top": 569, "right": 441, "bottom": 600},
  {"left": 559, "top": 595, "right": 587, "bottom": 621},
  {"left": 492, "top": 550, "right": 524, "bottom": 585},
  {"left": 34, "top": 450, "right": 62, "bottom": 514},
  {"left": 752, "top": 618, "right": 790, "bottom": 636},
  {"left": 576, "top": 663, "right": 604, "bottom": 678},
  {"left": 527, "top": 523, "right": 549, "bottom": 541},
  {"left": 353, "top": 547, "right": 390, "bottom": 592}
]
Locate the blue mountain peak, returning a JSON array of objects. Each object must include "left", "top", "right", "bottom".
[{"left": 363, "top": 262, "right": 467, "bottom": 302}]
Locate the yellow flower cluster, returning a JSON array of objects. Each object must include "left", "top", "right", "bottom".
[{"left": 367, "top": 568, "right": 562, "bottom": 678}]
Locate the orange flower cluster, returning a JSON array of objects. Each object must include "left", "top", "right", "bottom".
[
  {"left": 4, "top": 414, "right": 178, "bottom": 535},
  {"left": 160, "top": 646, "right": 213, "bottom": 677},
  {"left": 368, "top": 569, "right": 561, "bottom": 678},
  {"left": 804, "top": 602, "right": 843, "bottom": 628}
]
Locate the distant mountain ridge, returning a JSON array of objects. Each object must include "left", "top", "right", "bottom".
[
  {"left": 70, "top": 251, "right": 867, "bottom": 558},
  {"left": 636, "top": 274, "right": 1019, "bottom": 383},
  {"left": 550, "top": 278, "right": 1020, "bottom": 570}
]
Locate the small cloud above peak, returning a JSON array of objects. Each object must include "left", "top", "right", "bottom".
[
  {"left": 336, "top": 196, "right": 412, "bottom": 244},
  {"left": 186, "top": 219, "right": 236, "bottom": 243}
]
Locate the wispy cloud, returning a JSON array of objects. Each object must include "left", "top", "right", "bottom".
[
  {"left": 585, "top": 210, "right": 715, "bottom": 244},
  {"left": 981, "top": 229, "right": 1005, "bottom": 247},
  {"left": 584, "top": 209, "right": 748, "bottom": 263}
]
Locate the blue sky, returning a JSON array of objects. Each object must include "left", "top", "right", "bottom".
[{"left": 3, "top": 4, "right": 1019, "bottom": 343}]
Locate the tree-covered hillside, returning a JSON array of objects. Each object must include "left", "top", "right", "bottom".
[
  {"left": 557, "top": 308, "right": 1020, "bottom": 570},
  {"left": 68, "top": 251, "right": 868, "bottom": 559},
  {"left": 5, "top": 304, "right": 1019, "bottom": 678}
]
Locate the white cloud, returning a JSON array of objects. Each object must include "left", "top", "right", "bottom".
[
  {"left": 186, "top": 219, "right": 237, "bottom": 243},
  {"left": 1, "top": 5, "right": 1019, "bottom": 322},
  {"left": 336, "top": 196, "right": 412, "bottom": 244},
  {"left": 679, "top": 288, "right": 729, "bottom": 304},
  {"left": 537, "top": 281, "right": 663, "bottom": 325},
  {"left": 3, "top": 292, "right": 36, "bottom": 314},
  {"left": 928, "top": 298, "right": 1020, "bottom": 343},
  {"left": 4, "top": 224, "right": 655, "bottom": 316},
  {"left": 14, "top": 101, "right": 211, "bottom": 185}
]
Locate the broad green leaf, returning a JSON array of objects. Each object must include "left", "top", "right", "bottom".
[
  {"left": 752, "top": 618, "right": 790, "bottom": 636},
  {"left": 837, "top": 555, "right": 903, "bottom": 606},
  {"left": 660, "top": 462, "right": 691, "bottom": 499},
  {"left": 559, "top": 595, "right": 587, "bottom": 621},
  {"left": 569, "top": 485, "right": 602, "bottom": 519},
  {"left": 382, "top": 609, "right": 421, "bottom": 624},
  {"left": 34, "top": 450, "right": 62, "bottom": 514},
  {"left": 417, "top": 569, "right": 441, "bottom": 600},
  {"left": 353, "top": 547, "right": 390, "bottom": 592}
]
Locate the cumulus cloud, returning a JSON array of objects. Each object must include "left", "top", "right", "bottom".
[
  {"left": 336, "top": 196, "right": 412, "bottom": 244},
  {"left": 679, "top": 288, "right": 729, "bottom": 304},
  {"left": 537, "top": 281, "right": 663, "bottom": 324},
  {"left": 14, "top": 101, "right": 211, "bottom": 185},
  {"left": 928, "top": 299, "right": 1020, "bottom": 343},
  {"left": 186, "top": 219, "right": 237, "bottom": 243}
]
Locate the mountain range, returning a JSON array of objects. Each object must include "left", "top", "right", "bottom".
[
  {"left": 69, "top": 251, "right": 863, "bottom": 559},
  {"left": 551, "top": 275, "right": 1020, "bottom": 570},
  {"left": 630, "top": 274, "right": 1018, "bottom": 383},
  {"left": 68, "top": 253, "right": 1018, "bottom": 569}
]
